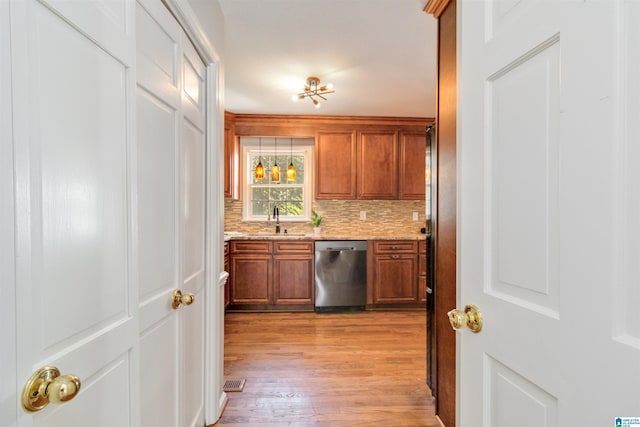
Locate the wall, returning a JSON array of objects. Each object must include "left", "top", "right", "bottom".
[{"left": 225, "top": 198, "right": 427, "bottom": 237}]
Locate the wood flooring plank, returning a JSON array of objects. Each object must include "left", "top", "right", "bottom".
[{"left": 213, "top": 311, "right": 437, "bottom": 426}]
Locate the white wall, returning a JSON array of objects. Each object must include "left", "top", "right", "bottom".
[{"left": 186, "top": 0, "right": 224, "bottom": 58}]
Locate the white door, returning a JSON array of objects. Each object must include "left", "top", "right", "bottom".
[
  {"left": 136, "top": 1, "right": 207, "bottom": 426},
  {"left": 457, "top": 1, "right": 640, "bottom": 426},
  {"left": 10, "top": 0, "right": 139, "bottom": 425}
]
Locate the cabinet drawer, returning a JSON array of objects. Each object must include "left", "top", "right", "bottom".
[
  {"left": 274, "top": 240, "right": 313, "bottom": 254},
  {"left": 374, "top": 241, "right": 418, "bottom": 254},
  {"left": 230, "top": 240, "right": 272, "bottom": 254}
]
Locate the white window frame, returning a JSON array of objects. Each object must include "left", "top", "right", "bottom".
[{"left": 241, "top": 137, "right": 314, "bottom": 222}]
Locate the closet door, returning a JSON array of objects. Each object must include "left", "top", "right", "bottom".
[
  {"left": 11, "top": 0, "right": 139, "bottom": 425},
  {"left": 136, "top": 1, "right": 206, "bottom": 426}
]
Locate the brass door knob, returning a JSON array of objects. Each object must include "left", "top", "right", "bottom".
[
  {"left": 447, "top": 304, "right": 483, "bottom": 333},
  {"left": 22, "top": 366, "right": 81, "bottom": 412},
  {"left": 172, "top": 289, "right": 195, "bottom": 309}
]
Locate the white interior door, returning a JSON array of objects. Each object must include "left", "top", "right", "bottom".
[
  {"left": 136, "top": 1, "right": 206, "bottom": 426},
  {"left": 10, "top": 0, "right": 138, "bottom": 425},
  {"left": 458, "top": 1, "right": 640, "bottom": 426}
]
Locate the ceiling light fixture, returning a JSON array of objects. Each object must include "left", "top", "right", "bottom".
[
  {"left": 292, "top": 76, "right": 334, "bottom": 109},
  {"left": 271, "top": 137, "right": 280, "bottom": 182},
  {"left": 286, "top": 137, "right": 296, "bottom": 181}
]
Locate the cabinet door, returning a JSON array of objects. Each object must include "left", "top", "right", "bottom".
[
  {"left": 224, "top": 243, "right": 230, "bottom": 308},
  {"left": 357, "top": 130, "right": 398, "bottom": 199},
  {"left": 373, "top": 254, "right": 417, "bottom": 303},
  {"left": 418, "top": 240, "right": 428, "bottom": 303},
  {"left": 274, "top": 254, "right": 314, "bottom": 305},
  {"left": 398, "top": 131, "right": 426, "bottom": 200},
  {"left": 223, "top": 113, "right": 238, "bottom": 199},
  {"left": 230, "top": 255, "right": 272, "bottom": 304},
  {"left": 315, "top": 130, "right": 357, "bottom": 199}
]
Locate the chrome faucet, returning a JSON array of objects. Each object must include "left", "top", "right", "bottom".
[{"left": 273, "top": 206, "right": 281, "bottom": 234}]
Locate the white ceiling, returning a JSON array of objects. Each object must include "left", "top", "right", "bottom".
[{"left": 218, "top": 0, "right": 438, "bottom": 118}]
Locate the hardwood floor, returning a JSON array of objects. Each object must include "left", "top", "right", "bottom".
[{"left": 214, "top": 310, "right": 439, "bottom": 426}]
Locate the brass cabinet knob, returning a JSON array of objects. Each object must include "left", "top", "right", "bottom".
[
  {"left": 22, "top": 366, "right": 81, "bottom": 412},
  {"left": 447, "top": 304, "right": 483, "bottom": 333},
  {"left": 172, "top": 289, "right": 195, "bottom": 309}
]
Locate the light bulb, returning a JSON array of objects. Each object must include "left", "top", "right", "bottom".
[
  {"left": 326, "top": 83, "right": 333, "bottom": 90},
  {"left": 313, "top": 99, "right": 320, "bottom": 108},
  {"left": 292, "top": 95, "right": 298, "bottom": 102}
]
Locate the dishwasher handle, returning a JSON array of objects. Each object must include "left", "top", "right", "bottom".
[{"left": 325, "top": 247, "right": 358, "bottom": 251}]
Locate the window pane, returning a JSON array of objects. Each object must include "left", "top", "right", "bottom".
[
  {"left": 252, "top": 187, "right": 270, "bottom": 200},
  {"left": 270, "top": 187, "right": 288, "bottom": 201},
  {"left": 251, "top": 200, "right": 270, "bottom": 216}
]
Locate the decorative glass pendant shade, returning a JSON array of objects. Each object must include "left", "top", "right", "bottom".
[
  {"left": 255, "top": 137, "right": 265, "bottom": 180},
  {"left": 255, "top": 162, "right": 265, "bottom": 180},
  {"left": 286, "top": 137, "right": 296, "bottom": 181},
  {"left": 271, "top": 137, "right": 280, "bottom": 182}
]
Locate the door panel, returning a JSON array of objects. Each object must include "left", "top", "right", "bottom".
[
  {"left": 136, "top": 2, "right": 182, "bottom": 425},
  {"left": 489, "top": 38, "right": 560, "bottom": 315},
  {"left": 140, "top": 318, "right": 178, "bottom": 426},
  {"left": 136, "top": 1, "right": 206, "bottom": 426},
  {"left": 458, "top": 0, "right": 640, "bottom": 425},
  {"left": 12, "top": 0, "right": 136, "bottom": 425},
  {"left": 180, "top": 33, "right": 206, "bottom": 427}
]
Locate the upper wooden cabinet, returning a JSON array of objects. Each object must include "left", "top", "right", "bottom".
[
  {"left": 315, "top": 130, "right": 357, "bottom": 199},
  {"left": 225, "top": 113, "right": 431, "bottom": 201},
  {"left": 398, "top": 131, "right": 427, "bottom": 200},
  {"left": 224, "top": 112, "right": 238, "bottom": 199},
  {"left": 317, "top": 128, "right": 426, "bottom": 200},
  {"left": 357, "top": 130, "right": 398, "bottom": 199}
]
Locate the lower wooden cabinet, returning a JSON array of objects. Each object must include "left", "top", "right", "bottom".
[
  {"left": 418, "top": 239, "right": 429, "bottom": 303},
  {"left": 229, "top": 240, "right": 314, "bottom": 311},
  {"left": 369, "top": 240, "right": 423, "bottom": 307},
  {"left": 224, "top": 242, "right": 230, "bottom": 309}
]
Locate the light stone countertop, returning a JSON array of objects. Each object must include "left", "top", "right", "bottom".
[{"left": 224, "top": 232, "right": 429, "bottom": 242}]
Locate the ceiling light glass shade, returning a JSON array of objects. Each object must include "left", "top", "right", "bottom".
[
  {"left": 255, "top": 161, "right": 265, "bottom": 180},
  {"left": 286, "top": 163, "right": 296, "bottom": 181},
  {"left": 271, "top": 164, "right": 280, "bottom": 182}
]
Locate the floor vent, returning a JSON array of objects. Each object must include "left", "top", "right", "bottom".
[{"left": 223, "top": 378, "right": 246, "bottom": 392}]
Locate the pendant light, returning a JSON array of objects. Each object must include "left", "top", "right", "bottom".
[
  {"left": 255, "top": 137, "right": 265, "bottom": 180},
  {"left": 286, "top": 137, "right": 296, "bottom": 181},
  {"left": 271, "top": 137, "right": 280, "bottom": 182}
]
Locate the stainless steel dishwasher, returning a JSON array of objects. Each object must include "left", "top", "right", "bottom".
[{"left": 314, "top": 240, "right": 367, "bottom": 311}]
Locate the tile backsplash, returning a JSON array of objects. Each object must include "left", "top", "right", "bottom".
[{"left": 224, "top": 199, "right": 428, "bottom": 236}]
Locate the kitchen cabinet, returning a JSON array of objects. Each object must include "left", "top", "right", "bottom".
[
  {"left": 418, "top": 239, "right": 428, "bottom": 303},
  {"left": 224, "top": 242, "right": 230, "bottom": 309},
  {"left": 315, "top": 128, "right": 425, "bottom": 200},
  {"left": 229, "top": 239, "right": 314, "bottom": 310},
  {"left": 224, "top": 112, "right": 238, "bottom": 199},
  {"left": 357, "top": 130, "right": 398, "bottom": 199},
  {"left": 369, "top": 240, "right": 419, "bottom": 305},
  {"left": 273, "top": 241, "right": 314, "bottom": 305},
  {"left": 398, "top": 131, "right": 427, "bottom": 200},
  {"left": 229, "top": 240, "right": 272, "bottom": 305},
  {"left": 315, "top": 130, "right": 357, "bottom": 199}
]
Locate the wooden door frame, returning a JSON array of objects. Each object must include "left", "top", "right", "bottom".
[{"left": 424, "top": 1, "right": 457, "bottom": 426}]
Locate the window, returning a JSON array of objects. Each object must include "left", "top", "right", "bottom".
[{"left": 242, "top": 137, "right": 313, "bottom": 221}]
